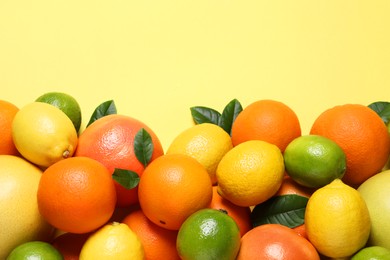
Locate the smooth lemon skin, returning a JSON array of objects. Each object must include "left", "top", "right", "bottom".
[
  {"left": 305, "top": 179, "right": 371, "bottom": 258},
  {"left": 167, "top": 123, "right": 233, "bottom": 184},
  {"left": 216, "top": 140, "right": 285, "bottom": 207},
  {"left": 358, "top": 170, "right": 390, "bottom": 249},
  {"left": 79, "top": 222, "right": 144, "bottom": 260},
  {"left": 12, "top": 102, "right": 78, "bottom": 167},
  {"left": 0, "top": 155, "right": 55, "bottom": 259}
]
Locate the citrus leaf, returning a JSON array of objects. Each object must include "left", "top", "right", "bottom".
[
  {"left": 112, "top": 168, "right": 139, "bottom": 190},
  {"left": 87, "top": 100, "right": 117, "bottom": 127},
  {"left": 250, "top": 194, "right": 308, "bottom": 228},
  {"left": 134, "top": 128, "right": 154, "bottom": 167},
  {"left": 219, "top": 99, "right": 242, "bottom": 135},
  {"left": 368, "top": 101, "right": 390, "bottom": 124},
  {"left": 190, "top": 106, "right": 221, "bottom": 125}
]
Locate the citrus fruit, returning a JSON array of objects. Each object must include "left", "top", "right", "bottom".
[
  {"left": 236, "top": 223, "right": 320, "bottom": 260},
  {"left": 275, "top": 175, "right": 315, "bottom": 198},
  {"left": 231, "top": 99, "right": 301, "bottom": 151},
  {"left": 36, "top": 92, "right": 82, "bottom": 133},
  {"left": 138, "top": 153, "right": 213, "bottom": 230},
  {"left": 358, "top": 169, "right": 390, "bottom": 249},
  {"left": 177, "top": 208, "right": 241, "bottom": 260},
  {"left": 37, "top": 157, "right": 117, "bottom": 234},
  {"left": 7, "top": 241, "right": 63, "bottom": 260},
  {"left": 166, "top": 123, "right": 233, "bottom": 184},
  {"left": 310, "top": 104, "right": 390, "bottom": 187},
  {"left": 51, "top": 232, "right": 91, "bottom": 260},
  {"left": 0, "top": 100, "right": 19, "bottom": 155},
  {"left": 216, "top": 140, "right": 285, "bottom": 207},
  {"left": 79, "top": 222, "right": 144, "bottom": 260},
  {"left": 284, "top": 134, "right": 347, "bottom": 188},
  {"left": 0, "top": 155, "right": 55, "bottom": 259},
  {"left": 74, "top": 114, "right": 164, "bottom": 207},
  {"left": 122, "top": 207, "right": 180, "bottom": 260},
  {"left": 209, "top": 186, "right": 252, "bottom": 237},
  {"left": 305, "top": 179, "right": 371, "bottom": 258},
  {"left": 12, "top": 102, "right": 78, "bottom": 167},
  {"left": 352, "top": 246, "right": 390, "bottom": 260}
]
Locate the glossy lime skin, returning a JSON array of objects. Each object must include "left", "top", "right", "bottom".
[
  {"left": 177, "top": 208, "right": 241, "bottom": 260},
  {"left": 7, "top": 241, "right": 63, "bottom": 260}
]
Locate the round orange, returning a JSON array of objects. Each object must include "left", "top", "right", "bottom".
[
  {"left": 138, "top": 153, "right": 213, "bottom": 230},
  {"left": 275, "top": 176, "right": 315, "bottom": 198},
  {"left": 231, "top": 99, "right": 301, "bottom": 152},
  {"left": 209, "top": 186, "right": 252, "bottom": 237},
  {"left": 51, "top": 232, "right": 91, "bottom": 260},
  {"left": 0, "top": 100, "right": 19, "bottom": 155},
  {"left": 122, "top": 207, "right": 180, "bottom": 260},
  {"left": 37, "top": 157, "right": 117, "bottom": 234},
  {"left": 237, "top": 224, "right": 320, "bottom": 260},
  {"left": 310, "top": 104, "right": 390, "bottom": 188},
  {"left": 75, "top": 114, "right": 164, "bottom": 207}
]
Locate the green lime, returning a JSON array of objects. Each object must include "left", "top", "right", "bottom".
[
  {"left": 35, "top": 92, "right": 82, "bottom": 133},
  {"left": 177, "top": 208, "right": 240, "bottom": 260},
  {"left": 352, "top": 246, "right": 390, "bottom": 260},
  {"left": 284, "top": 134, "right": 346, "bottom": 188},
  {"left": 7, "top": 241, "right": 63, "bottom": 260}
]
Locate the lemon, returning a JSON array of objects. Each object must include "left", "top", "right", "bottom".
[
  {"left": 305, "top": 179, "right": 371, "bottom": 258},
  {"left": 352, "top": 246, "right": 390, "bottom": 260},
  {"left": 0, "top": 155, "right": 55, "bottom": 259},
  {"left": 36, "top": 92, "right": 82, "bottom": 133},
  {"left": 216, "top": 140, "right": 285, "bottom": 207},
  {"left": 177, "top": 208, "right": 241, "bottom": 260},
  {"left": 284, "top": 134, "right": 346, "bottom": 188},
  {"left": 167, "top": 123, "right": 233, "bottom": 184},
  {"left": 7, "top": 241, "right": 63, "bottom": 260},
  {"left": 79, "top": 222, "right": 144, "bottom": 260},
  {"left": 12, "top": 102, "right": 78, "bottom": 167},
  {"left": 358, "top": 169, "right": 390, "bottom": 249}
]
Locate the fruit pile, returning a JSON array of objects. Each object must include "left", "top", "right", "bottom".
[{"left": 1, "top": 92, "right": 390, "bottom": 259}]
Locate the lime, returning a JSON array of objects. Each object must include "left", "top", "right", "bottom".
[
  {"left": 358, "top": 170, "right": 390, "bottom": 249},
  {"left": 177, "top": 208, "right": 241, "bottom": 260},
  {"left": 167, "top": 123, "right": 233, "bottom": 184},
  {"left": 36, "top": 92, "right": 82, "bottom": 133},
  {"left": 216, "top": 140, "right": 285, "bottom": 207},
  {"left": 12, "top": 102, "right": 78, "bottom": 167},
  {"left": 79, "top": 222, "right": 144, "bottom": 260},
  {"left": 284, "top": 134, "right": 346, "bottom": 188},
  {"left": 352, "top": 246, "right": 390, "bottom": 260},
  {"left": 7, "top": 241, "right": 63, "bottom": 260},
  {"left": 305, "top": 179, "right": 371, "bottom": 258}
]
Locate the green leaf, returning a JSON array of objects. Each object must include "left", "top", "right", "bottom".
[
  {"left": 250, "top": 194, "right": 308, "bottom": 228},
  {"left": 134, "top": 128, "right": 154, "bottom": 167},
  {"left": 368, "top": 101, "right": 390, "bottom": 125},
  {"left": 190, "top": 106, "right": 221, "bottom": 125},
  {"left": 219, "top": 99, "right": 243, "bottom": 135},
  {"left": 112, "top": 168, "right": 140, "bottom": 190},
  {"left": 87, "top": 100, "right": 117, "bottom": 127}
]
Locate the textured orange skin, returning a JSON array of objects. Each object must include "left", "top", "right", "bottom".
[{"left": 0, "top": 100, "right": 19, "bottom": 155}]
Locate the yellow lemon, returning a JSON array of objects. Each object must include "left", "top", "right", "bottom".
[
  {"left": 0, "top": 155, "right": 55, "bottom": 259},
  {"left": 167, "top": 123, "right": 233, "bottom": 184},
  {"left": 79, "top": 222, "right": 144, "bottom": 260},
  {"left": 12, "top": 102, "right": 78, "bottom": 167},
  {"left": 305, "top": 179, "right": 371, "bottom": 258},
  {"left": 216, "top": 140, "right": 285, "bottom": 207}
]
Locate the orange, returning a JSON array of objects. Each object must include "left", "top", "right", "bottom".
[
  {"left": 237, "top": 224, "right": 320, "bottom": 260},
  {"left": 75, "top": 114, "right": 164, "bottom": 207},
  {"left": 138, "top": 153, "right": 213, "bottom": 230},
  {"left": 37, "top": 157, "right": 117, "bottom": 234},
  {"left": 0, "top": 100, "right": 19, "bottom": 155},
  {"left": 51, "top": 232, "right": 91, "bottom": 260},
  {"left": 310, "top": 104, "right": 390, "bottom": 188},
  {"left": 275, "top": 176, "right": 315, "bottom": 198},
  {"left": 209, "top": 186, "right": 252, "bottom": 237},
  {"left": 122, "top": 207, "right": 180, "bottom": 260},
  {"left": 231, "top": 99, "right": 301, "bottom": 151}
]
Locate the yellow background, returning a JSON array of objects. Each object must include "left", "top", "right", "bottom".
[{"left": 1, "top": 1, "right": 389, "bottom": 149}]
